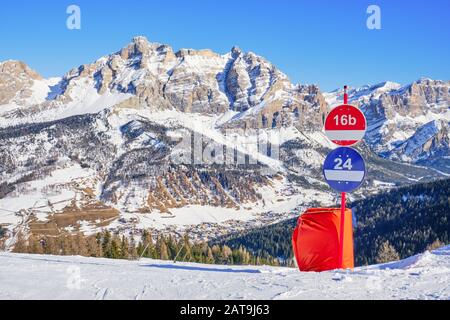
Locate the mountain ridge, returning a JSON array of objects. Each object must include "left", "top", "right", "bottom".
[{"left": 0, "top": 245, "right": 449, "bottom": 299}]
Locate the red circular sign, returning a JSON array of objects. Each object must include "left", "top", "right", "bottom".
[{"left": 324, "top": 104, "right": 367, "bottom": 146}]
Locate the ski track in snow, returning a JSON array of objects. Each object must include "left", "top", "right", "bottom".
[{"left": 0, "top": 246, "right": 449, "bottom": 300}]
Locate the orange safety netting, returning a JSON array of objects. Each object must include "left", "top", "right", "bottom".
[{"left": 292, "top": 208, "right": 354, "bottom": 271}]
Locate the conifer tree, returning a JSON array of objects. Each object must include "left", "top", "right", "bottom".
[
  {"left": 222, "top": 245, "right": 233, "bottom": 264},
  {"left": 167, "top": 235, "right": 178, "bottom": 258},
  {"left": 140, "top": 230, "right": 154, "bottom": 258},
  {"left": 109, "top": 234, "right": 121, "bottom": 259},
  {"left": 182, "top": 234, "right": 192, "bottom": 261},
  {"left": 13, "top": 233, "right": 28, "bottom": 253},
  {"left": 128, "top": 236, "right": 138, "bottom": 260},
  {"left": 87, "top": 235, "right": 102, "bottom": 257},
  {"left": 76, "top": 233, "right": 89, "bottom": 256},
  {"left": 61, "top": 236, "right": 74, "bottom": 255},
  {"left": 205, "top": 246, "right": 214, "bottom": 264},
  {"left": 160, "top": 241, "right": 169, "bottom": 260},
  {"left": 120, "top": 236, "right": 130, "bottom": 259},
  {"left": 28, "top": 235, "right": 44, "bottom": 254},
  {"left": 44, "top": 236, "right": 59, "bottom": 255},
  {"left": 426, "top": 239, "right": 444, "bottom": 251},
  {"left": 102, "top": 230, "right": 112, "bottom": 256},
  {"left": 375, "top": 241, "right": 400, "bottom": 263}
]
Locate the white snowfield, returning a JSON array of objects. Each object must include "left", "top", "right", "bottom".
[{"left": 0, "top": 246, "right": 449, "bottom": 300}]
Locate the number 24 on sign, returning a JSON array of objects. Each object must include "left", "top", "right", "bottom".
[{"left": 334, "top": 157, "right": 352, "bottom": 170}]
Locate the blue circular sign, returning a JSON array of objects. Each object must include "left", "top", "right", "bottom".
[{"left": 323, "top": 147, "right": 366, "bottom": 193}]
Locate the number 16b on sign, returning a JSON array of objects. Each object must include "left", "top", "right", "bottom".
[{"left": 334, "top": 114, "right": 357, "bottom": 126}]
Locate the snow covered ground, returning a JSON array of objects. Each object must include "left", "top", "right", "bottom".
[{"left": 0, "top": 246, "right": 449, "bottom": 300}]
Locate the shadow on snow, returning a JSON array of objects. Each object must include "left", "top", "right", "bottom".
[{"left": 140, "top": 263, "right": 261, "bottom": 274}]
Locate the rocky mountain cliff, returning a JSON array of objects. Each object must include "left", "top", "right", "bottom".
[
  {"left": 325, "top": 79, "right": 450, "bottom": 172},
  {"left": 0, "top": 37, "right": 448, "bottom": 245},
  {"left": 0, "top": 36, "right": 327, "bottom": 131},
  {"left": 0, "top": 61, "right": 60, "bottom": 107}
]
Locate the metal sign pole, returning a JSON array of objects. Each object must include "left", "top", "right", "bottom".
[
  {"left": 339, "top": 86, "right": 348, "bottom": 269},
  {"left": 339, "top": 192, "right": 346, "bottom": 268},
  {"left": 343, "top": 85, "right": 348, "bottom": 105}
]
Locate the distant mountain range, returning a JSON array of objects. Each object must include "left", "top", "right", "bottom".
[
  {"left": 324, "top": 79, "right": 449, "bottom": 171},
  {"left": 0, "top": 36, "right": 448, "bottom": 246}
]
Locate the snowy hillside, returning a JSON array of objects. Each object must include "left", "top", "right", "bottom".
[{"left": 0, "top": 246, "right": 448, "bottom": 300}]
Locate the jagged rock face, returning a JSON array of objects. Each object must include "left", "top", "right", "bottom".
[
  {"left": 293, "top": 84, "right": 329, "bottom": 130},
  {"left": 355, "top": 79, "right": 449, "bottom": 125},
  {"left": 164, "top": 48, "right": 229, "bottom": 113},
  {"left": 388, "top": 120, "right": 449, "bottom": 162},
  {"left": 225, "top": 48, "right": 288, "bottom": 112},
  {"left": 223, "top": 83, "right": 328, "bottom": 131},
  {"left": 2, "top": 36, "right": 326, "bottom": 131},
  {"left": 219, "top": 49, "right": 328, "bottom": 130},
  {"left": 0, "top": 61, "right": 42, "bottom": 105}
]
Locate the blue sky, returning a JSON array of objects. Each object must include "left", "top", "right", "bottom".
[{"left": 0, "top": 0, "right": 449, "bottom": 91}]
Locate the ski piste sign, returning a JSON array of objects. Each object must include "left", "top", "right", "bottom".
[
  {"left": 324, "top": 104, "right": 366, "bottom": 146},
  {"left": 323, "top": 147, "right": 366, "bottom": 193}
]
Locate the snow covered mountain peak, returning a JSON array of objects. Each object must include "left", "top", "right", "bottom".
[
  {"left": 0, "top": 60, "right": 43, "bottom": 104},
  {"left": 0, "top": 37, "right": 328, "bottom": 131},
  {"left": 0, "top": 60, "right": 62, "bottom": 108},
  {"left": 0, "top": 59, "right": 42, "bottom": 78},
  {"left": 131, "top": 35, "right": 152, "bottom": 44},
  {"left": 230, "top": 45, "right": 242, "bottom": 56},
  {"left": 324, "top": 81, "right": 402, "bottom": 107}
]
